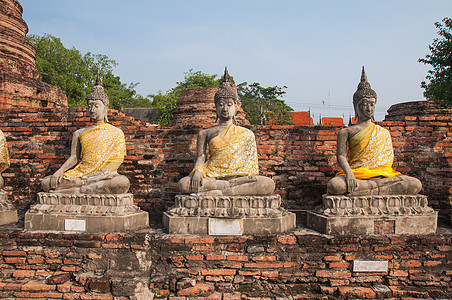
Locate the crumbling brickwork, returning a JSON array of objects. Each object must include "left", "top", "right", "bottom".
[
  {"left": 169, "top": 87, "right": 249, "bottom": 127},
  {"left": 0, "top": 0, "right": 67, "bottom": 108},
  {"left": 0, "top": 100, "right": 450, "bottom": 220},
  {"left": 0, "top": 230, "right": 450, "bottom": 299}
]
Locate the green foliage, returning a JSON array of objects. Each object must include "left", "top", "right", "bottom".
[
  {"left": 150, "top": 69, "right": 222, "bottom": 125},
  {"left": 28, "top": 33, "right": 151, "bottom": 108},
  {"left": 419, "top": 17, "right": 452, "bottom": 107},
  {"left": 237, "top": 82, "right": 293, "bottom": 125},
  {"left": 149, "top": 69, "right": 293, "bottom": 126}
]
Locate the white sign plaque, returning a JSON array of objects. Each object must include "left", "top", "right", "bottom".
[
  {"left": 208, "top": 218, "right": 243, "bottom": 235},
  {"left": 64, "top": 219, "right": 86, "bottom": 231},
  {"left": 353, "top": 260, "right": 388, "bottom": 272}
]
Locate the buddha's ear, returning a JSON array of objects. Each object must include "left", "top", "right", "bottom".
[{"left": 104, "top": 106, "right": 109, "bottom": 122}]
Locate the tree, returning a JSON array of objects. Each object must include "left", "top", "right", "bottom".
[
  {"left": 150, "top": 69, "right": 293, "bottom": 126},
  {"left": 419, "top": 17, "right": 452, "bottom": 107},
  {"left": 150, "top": 69, "right": 222, "bottom": 125},
  {"left": 28, "top": 33, "right": 150, "bottom": 108},
  {"left": 237, "top": 82, "right": 293, "bottom": 125}
]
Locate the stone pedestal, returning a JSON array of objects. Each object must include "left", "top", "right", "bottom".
[
  {"left": 0, "top": 190, "right": 18, "bottom": 226},
  {"left": 307, "top": 194, "right": 437, "bottom": 235},
  {"left": 25, "top": 193, "right": 149, "bottom": 232},
  {"left": 163, "top": 194, "right": 296, "bottom": 234}
]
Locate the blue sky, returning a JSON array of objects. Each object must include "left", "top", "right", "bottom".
[{"left": 20, "top": 0, "right": 451, "bottom": 121}]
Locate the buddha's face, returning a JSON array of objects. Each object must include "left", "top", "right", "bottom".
[
  {"left": 88, "top": 99, "right": 107, "bottom": 123},
  {"left": 357, "top": 97, "right": 376, "bottom": 120},
  {"left": 216, "top": 97, "right": 236, "bottom": 121}
]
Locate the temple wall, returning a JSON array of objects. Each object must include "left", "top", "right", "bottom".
[
  {"left": 0, "top": 100, "right": 450, "bottom": 298},
  {"left": 0, "top": 230, "right": 450, "bottom": 299},
  {"left": 0, "top": 100, "right": 450, "bottom": 219}
]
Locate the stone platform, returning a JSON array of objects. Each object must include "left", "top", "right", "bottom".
[
  {"left": 163, "top": 194, "right": 296, "bottom": 234},
  {"left": 25, "top": 192, "right": 149, "bottom": 232},
  {"left": 0, "top": 190, "right": 18, "bottom": 226},
  {"left": 307, "top": 194, "right": 437, "bottom": 235}
]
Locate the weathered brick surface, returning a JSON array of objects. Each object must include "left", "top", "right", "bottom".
[
  {"left": 0, "top": 230, "right": 450, "bottom": 299},
  {"left": 1, "top": 100, "right": 451, "bottom": 220},
  {"left": 0, "top": 0, "right": 68, "bottom": 108}
]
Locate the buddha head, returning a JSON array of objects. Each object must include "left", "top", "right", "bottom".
[
  {"left": 86, "top": 70, "right": 109, "bottom": 123},
  {"left": 353, "top": 67, "right": 377, "bottom": 121},
  {"left": 214, "top": 67, "right": 237, "bottom": 122}
]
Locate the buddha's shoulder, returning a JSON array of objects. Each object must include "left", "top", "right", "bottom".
[{"left": 103, "top": 123, "right": 124, "bottom": 133}]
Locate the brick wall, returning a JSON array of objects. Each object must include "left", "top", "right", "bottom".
[
  {"left": 0, "top": 230, "right": 450, "bottom": 299},
  {"left": 0, "top": 100, "right": 451, "bottom": 219}
]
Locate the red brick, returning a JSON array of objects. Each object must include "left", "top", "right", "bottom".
[
  {"left": 374, "top": 245, "right": 403, "bottom": 252},
  {"left": 329, "top": 262, "right": 349, "bottom": 268},
  {"left": 2, "top": 250, "right": 26, "bottom": 256},
  {"left": 323, "top": 255, "right": 342, "bottom": 262},
  {"left": 227, "top": 255, "right": 248, "bottom": 262},
  {"left": 201, "top": 269, "right": 236, "bottom": 276},
  {"left": 57, "top": 282, "right": 73, "bottom": 293},
  {"left": 251, "top": 256, "right": 276, "bottom": 262},
  {"left": 186, "top": 255, "right": 204, "bottom": 261},
  {"left": 61, "top": 266, "right": 81, "bottom": 272},
  {"left": 206, "top": 255, "right": 226, "bottom": 261},
  {"left": 261, "top": 270, "right": 278, "bottom": 277},
  {"left": 329, "top": 279, "right": 350, "bottom": 286},
  {"left": 409, "top": 273, "right": 433, "bottom": 281},
  {"left": 423, "top": 260, "right": 442, "bottom": 267},
  {"left": 320, "top": 286, "right": 337, "bottom": 294},
  {"left": 238, "top": 270, "right": 261, "bottom": 276},
  {"left": 21, "top": 282, "right": 56, "bottom": 291},
  {"left": 12, "top": 270, "right": 35, "bottom": 278},
  {"left": 71, "top": 285, "right": 86, "bottom": 293},
  {"left": 192, "top": 245, "right": 220, "bottom": 252},
  {"left": 63, "top": 259, "right": 80, "bottom": 265},
  {"left": 277, "top": 235, "right": 297, "bottom": 245},
  {"left": 315, "top": 270, "right": 351, "bottom": 278},
  {"left": 25, "top": 292, "right": 63, "bottom": 298},
  {"left": 389, "top": 286, "right": 429, "bottom": 297},
  {"left": 4, "top": 257, "right": 26, "bottom": 264},
  {"left": 390, "top": 270, "right": 408, "bottom": 277},
  {"left": 405, "top": 260, "right": 422, "bottom": 268},
  {"left": 185, "top": 237, "right": 214, "bottom": 244},
  {"left": 169, "top": 256, "right": 185, "bottom": 263},
  {"left": 339, "top": 286, "right": 376, "bottom": 298},
  {"left": 27, "top": 258, "right": 45, "bottom": 264},
  {"left": 177, "top": 283, "right": 214, "bottom": 296}
]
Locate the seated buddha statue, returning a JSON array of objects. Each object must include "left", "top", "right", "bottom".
[
  {"left": 327, "top": 67, "right": 422, "bottom": 196},
  {"left": 0, "top": 129, "right": 10, "bottom": 189},
  {"left": 41, "top": 71, "right": 130, "bottom": 194},
  {"left": 178, "top": 68, "right": 275, "bottom": 196}
]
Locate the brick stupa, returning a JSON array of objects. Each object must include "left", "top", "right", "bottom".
[
  {"left": 169, "top": 87, "right": 250, "bottom": 127},
  {"left": 0, "top": 0, "right": 67, "bottom": 108}
]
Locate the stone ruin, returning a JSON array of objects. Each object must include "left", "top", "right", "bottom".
[
  {"left": 0, "top": 0, "right": 67, "bottom": 108},
  {"left": 0, "top": 0, "right": 450, "bottom": 298}
]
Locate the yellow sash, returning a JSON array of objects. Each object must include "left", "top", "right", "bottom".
[
  {"left": 191, "top": 124, "right": 259, "bottom": 178},
  {"left": 0, "top": 130, "right": 10, "bottom": 174},
  {"left": 63, "top": 123, "right": 125, "bottom": 180},
  {"left": 337, "top": 123, "right": 400, "bottom": 179}
]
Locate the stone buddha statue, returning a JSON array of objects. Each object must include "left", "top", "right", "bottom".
[
  {"left": 41, "top": 71, "right": 130, "bottom": 194},
  {"left": 178, "top": 68, "right": 275, "bottom": 196},
  {"left": 327, "top": 67, "right": 422, "bottom": 196},
  {"left": 0, "top": 129, "right": 9, "bottom": 189}
]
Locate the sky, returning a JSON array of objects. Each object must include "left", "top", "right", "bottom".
[{"left": 20, "top": 0, "right": 451, "bottom": 121}]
